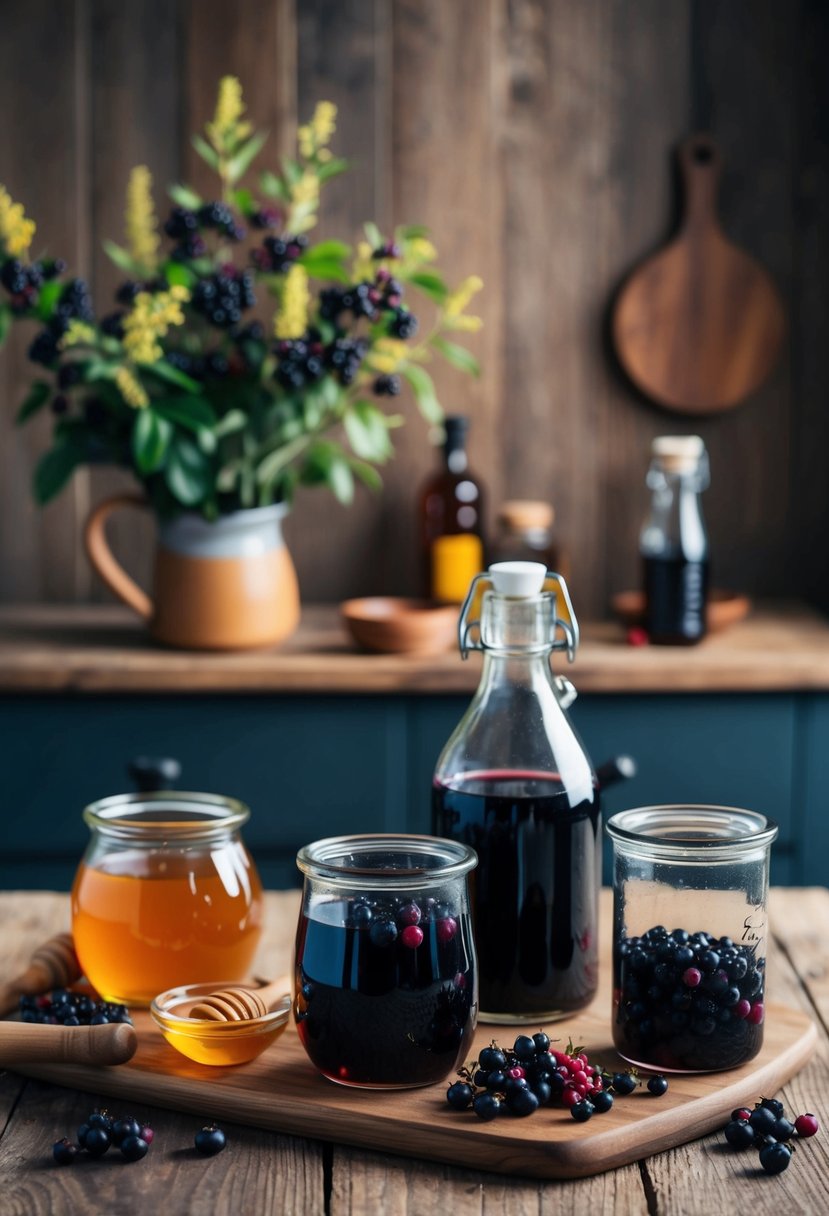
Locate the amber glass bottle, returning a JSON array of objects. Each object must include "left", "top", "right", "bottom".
[{"left": 419, "top": 416, "right": 485, "bottom": 602}]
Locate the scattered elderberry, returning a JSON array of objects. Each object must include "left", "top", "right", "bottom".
[
  {"left": 446, "top": 1081, "right": 474, "bottom": 1110},
  {"left": 794, "top": 1112, "right": 819, "bottom": 1138},
  {"left": 194, "top": 1124, "right": 227, "bottom": 1156},
  {"left": 724, "top": 1119, "right": 756, "bottom": 1149},
  {"left": 120, "top": 1135, "right": 150, "bottom": 1162},
  {"left": 647, "top": 1075, "right": 669, "bottom": 1097},
  {"left": 52, "top": 1138, "right": 78, "bottom": 1165},
  {"left": 472, "top": 1093, "right": 500, "bottom": 1121},
  {"left": 759, "top": 1141, "right": 792, "bottom": 1174}
]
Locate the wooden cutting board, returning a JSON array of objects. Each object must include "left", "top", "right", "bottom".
[
  {"left": 612, "top": 133, "right": 785, "bottom": 413},
  {"left": 13, "top": 997, "right": 815, "bottom": 1180}
]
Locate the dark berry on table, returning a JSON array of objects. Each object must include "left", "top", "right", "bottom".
[
  {"left": 486, "top": 1070, "right": 507, "bottom": 1092},
  {"left": 731, "top": 1107, "right": 752, "bottom": 1122},
  {"left": 757, "top": 1096, "right": 785, "bottom": 1119},
  {"left": 472, "top": 1092, "right": 501, "bottom": 1121},
  {"left": 446, "top": 1081, "right": 474, "bottom": 1110},
  {"left": 473, "top": 1069, "right": 490, "bottom": 1088},
  {"left": 571, "top": 1099, "right": 595, "bottom": 1122},
  {"left": 139, "top": 1125, "right": 154, "bottom": 1145},
  {"left": 111, "top": 1116, "right": 142, "bottom": 1145},
  {"left": 512, "top": 1035, "right": 536, "bottom": 1061},
  {"left": 532, "top": 1080, "right": 552, "bottom": 1106},
  {"left": 749, "top": 1106, "right": 778, "bottom": 1135},
  {"left": 194, "top": 1125, "right": 227, "bottom": 1156},
  {"left": 52, "top": 1138, "right": 78, "bottom": 1165},
  {"left": 772, "top": 1117, "right": 796, "bottom": 1142},
  {"left": 794, "top": 1112, "right": 819, "bottom": 1138},
  {"left": 83, "top": 1127, "right": 111, "bottom": 1156},
  {"left": 532, "top": 1031, "right": 550, "bottom": 1053},
  {"left": 77, "top": 1123, "right": 90, "bottom": 1148},
  {"left": 87, "top": 1111, "right": 113, "bottom": 1131},
  {"left": 724, "top": 1119, "right": 756, "bottom": 1149},
  {"left": 506, "top": 1086, "right": 539, "bottom": 1117},
  {"left": 612, "top": 1072, "right": 637, "bottom": 1096},
  {"left": 759, "top": 1142, "right": 792, "bottom": 1174},
  {"left": 647, "top": 1075, "right": 669, "bottom": 1097},
  {"left": 478, "top": 1046, "right": 507, "bottom": 1072},
  {"left": 120, "top": 1135, "right": 150, "bottom": 1162},
  {"left": 592, "top": 1091, "right": 614, "bottom": 1114}
]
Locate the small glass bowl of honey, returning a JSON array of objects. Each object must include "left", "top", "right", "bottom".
[
  {"left": 151, "top": 983, "right": 291, "bottom": 1066},
  {"left": 71, "top": 792, "right": 264, "bottom": 1008}
]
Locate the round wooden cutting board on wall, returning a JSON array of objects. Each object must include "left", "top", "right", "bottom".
[{"left": 611, "top": 134, "right": 785, "bottom": 414}]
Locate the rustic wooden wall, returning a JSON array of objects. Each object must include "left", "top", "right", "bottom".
[{"left": 1, "top": 0, "right": 827, "bottom": 618}]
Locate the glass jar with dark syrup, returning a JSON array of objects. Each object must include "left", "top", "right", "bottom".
[
  {"left": 432, "top": 562, "right": 600, "bottom": 1023},
  {"left": 640, "top": 435, "right": 710, "bottom": 645}
]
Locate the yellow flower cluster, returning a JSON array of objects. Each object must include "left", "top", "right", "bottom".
[
  {"left": 298, "top": 101, "right": 337, "bottom": 159},
  {"left": 408, "top": 237, "right": 437, "bottom": 263},
  {"left": 0, "top": 185, "right": 36, "bottom": 257},
  {"left": 60, "top": 321, "right": 96, "bottom": 349},
  {"left": 292, "top": 171, "right": 320, "bottom": 209},
  {"left": 125, "top": 166, "right": 159, "bottom": 272},
  {"left": 207, "top": 76, "right": 251, "bottom": 149},
  {"left": 115, "top": 366, "right": 149, "bottom": 409},
  {"left": 351, "top": 241, "right": 375, "bottom": 283},
  {"left": 367, "top": 337, "right": 409, "bottom": 375},
  {"left": 445, "top": 274, "right": 483, "bottom": 331},
  {"left": 274, "top": 265, "right": 310, "bottom": 340},
  {"left": 122, "top": 285, "right": 190, "bottom": 364}
]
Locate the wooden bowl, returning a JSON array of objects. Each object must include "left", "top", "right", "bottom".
[
  {"left": 341, "top": 598, "right": 458, "bottom": 656},
  {"left": 611, "top": 589, "right": 751, "bottom": 633}
]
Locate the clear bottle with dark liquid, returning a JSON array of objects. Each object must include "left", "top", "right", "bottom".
[
  {"left": 432, "top": 562, "right": 600, "bottom": 1023},
  {"left": 640, "top": 436, "right": 710, "bottom": 645}
]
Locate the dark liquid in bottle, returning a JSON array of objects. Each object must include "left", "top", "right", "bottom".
[
  {"left": 295, "top": 898, "right": 476, "bottom": 1087},
  {"left": 644, "top": 554, "right": 709, "bottom": 645},
  {"left": 432, "top": 771, "right": 601, "bottom": 1019}
]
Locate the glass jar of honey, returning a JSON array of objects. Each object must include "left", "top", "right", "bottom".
[{"left": 71, "top": 792, "right": 264, "bottom": 1007}]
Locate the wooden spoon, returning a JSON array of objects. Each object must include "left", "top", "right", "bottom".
[
  {"left": 188, "top": 976, "right": 291, "bottom": 1022},
  {"left": 0, "top": 1021, "right": 137, "bottom": 1066},
  {"left": 0, "top": 933, "right": 81, "bottom": 1018},
  {"left": 612, "top": 133, "right": 785, "bottom": 413}
]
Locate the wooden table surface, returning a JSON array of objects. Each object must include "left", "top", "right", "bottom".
[
  {"left": 1, "top": 601, "right": 829, "bottom": 693},
  {"left": 1, "top": 888, "right": 827, "bottom": 1215}
]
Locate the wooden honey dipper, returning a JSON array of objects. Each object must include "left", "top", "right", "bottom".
[
  {"left": 188, "top": 976, "right": 291, "bottom": 1022},
  {"left": 0, "top": 933, "right": 82, "bottom": 1018}
]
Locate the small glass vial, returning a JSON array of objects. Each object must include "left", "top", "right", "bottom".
[
  {"left": 294, "top": 834, "right": 478, "bottom": 1088},
  {"left": 71, "top": 792, "right": 263, "bottom": 1007},
  {"left": 492, "top": 500, "right": 570, "bottom": 584},
  {"left": 640, "top": 435, "right": 709, "bottom": 644},
  {"left": 606, "top": 805, "right": 777, "bottom": 1073}
]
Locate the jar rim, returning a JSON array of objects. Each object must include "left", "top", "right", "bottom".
[
  {"left": 606, "top": 804, "right": 778, "bottom": 854},
  {"left": 83, "top": 791, "right": 250, "bottom": 840},
  {"left": 296, "top": 834, "right": 477, "bottom": 885}
]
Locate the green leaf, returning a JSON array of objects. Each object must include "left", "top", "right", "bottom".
[
  {"left": 215, "top": 409, "right": 247, "bottom": 439},
  {"left": 152, "top": 395, "right": 216, "bottom": 432},
  {"left": 192, "top": 134, "right": 220, "bottom": 170},
  {"left": 402, "top": 364, "right": 442, "bottom": 424},
  {"left": 227, "top": 131, "right": 268, "bottom": 184},
  {"left": 328, "top": 454, "right": 354, "bottom": 504},
  {"left": 280, "top": 157, "right": 302, "bottom": 186},
  {"left": 298, "top": 258, "right": 350, "bottom": 283},
  {"left": 398, "top": 224, "right": 430, "bottom": 240},
  {"left": 349, "top": 458, "right": 382, "bottom": 492},
  {"left": 0, "top": 304, "right": 10, "bottom": 347},
  {"left": 363, "top": 221, "right": 383, "bottom": 250},
  {"left": 103, "top": 240, "right": 144, "bottom": 276},
  {"left": 233, "top": 187, "right": 256, "bottom": 216},
  {"left": 343, "top": 400, "right": 393, "bottom": 462},
  {"left": 431, "top": 335, "right": 480, "bottom": 376},
  {"left": 141, "top": 360, "right": 201, "bottom": 393},
  {"left": 196, "top": 426, "right": 217, "bottom": 454},
  {"left": 35, "top": 280, "right": 63, "bottom": 322},
  {"left": 163, "top": 262, "right": 197, "bottom": 289},
  {"left": 33, "top": 439, "right": 86, "bottom": 503},
  {"left": 303, "top": 240, "right": 350, "bottom": 261},
  {"left": 168, "top": 183, "right": 203, "bottom": 210},
  {"left": 16, "top": 381, "right": 51, "bottom": 424},
  {"left": 408, "top": 271, "right": 448, "bottom": 303},
  {"left": 132, "top": 408, "right": 172, "bottom": 474},
  {"left": 316, "top": 157, "right": 348, "bottom": 182},
  {"left": 260, "top": 170, "right": 287, "bottom": 201},
  {"left": 164, "top": 435, "right": 213, "bottom": 506}
]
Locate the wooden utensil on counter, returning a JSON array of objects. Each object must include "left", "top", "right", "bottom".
[
  {"left": 188, "top": 976, "right": 291, "bottom": 1022},
  {"left": 0, "top": 1021, "right": 137, "bottom": 1066},
  {"left": 0, "top": 933, "right": 81, "bottom": 1018},
  {"left": 612, "top": 133, "right": 785, "bottom": 413}
]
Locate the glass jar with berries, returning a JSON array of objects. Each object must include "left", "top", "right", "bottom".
[
  {"left": 433, "top": 561, "right": 601, "bottom": 1024},
  {"left": 294, "top": 834, "right": 478, "bottom": 1088},
  {"left": 606, "top": 805, "right": 778, "bottom": 1073}
]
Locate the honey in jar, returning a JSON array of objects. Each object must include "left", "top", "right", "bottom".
[{"left": 71, "top": 792, "right": 263, "bottom": 1007}]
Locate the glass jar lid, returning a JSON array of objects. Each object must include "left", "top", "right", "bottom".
[
  {"left": 606, "top": 805, "right": 778, "bottom": 862},
  {"left": 296, "top": 833, "right": 477, "bottom": 891},
  {"left": 83, "top": 791, "right": 250, "bottom": 843}
]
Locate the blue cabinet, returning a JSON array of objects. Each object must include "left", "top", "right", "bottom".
[{"left": 1, "top": 689, "right": 822, "bottom": 889}]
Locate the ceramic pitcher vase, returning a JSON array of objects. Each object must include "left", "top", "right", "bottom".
[{"left": 84, "top": 496, "right": 300, "bottom": 650}]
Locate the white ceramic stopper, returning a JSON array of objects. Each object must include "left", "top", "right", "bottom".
[{"left": 488, "top": 561, "right": 547, "bottom": 597}]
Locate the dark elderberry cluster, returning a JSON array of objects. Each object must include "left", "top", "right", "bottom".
[
  {"left": 318, "top": 269, "right": 407, "bottom": 329},
  {"left": 53, "top": 1107, "right": 153, "bottom": 1165},
  {"left": 275, "top": 333, "right": 326, "bottom": 391},
  {"left": 615, "top": 924, "right": 766, "bottom": 1071},
  {"left": 197, "top": 201, "right": 245, "bottom": 241},
  {"left": 446, "top": 1034, "right": 669, "bottom": 1122},
  {"left": 374, "top": 374, "right": 400, "bottom": 396},
  {"left": 166, "top": 349, "right": 241, "bottom": 380},
  {"left": 27, "top": 278, "right": 94, "bottom": 367},
  {"left": 722, "top": 1097, "right": 819, "bottom": 1175},
  {"left": 251, "top": 233, "right": 309, "bottom": 274},
  {"left": 20, "top": 988, "right": 131, "bottom": 1026},
  {"left": 164, "top": 207, "right": 206, "bottom": 260},
  {"left": 327, "top": 337, "right": 368, "bottom": 386},
  {"left": 192, "top": 269, "right": 255, "bottom": 329},
  {"left": 1, "top": 257, "right": 58, "bottom": 315}
]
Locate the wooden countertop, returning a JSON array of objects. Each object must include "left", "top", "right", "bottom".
[
  {"left": 1, "top": 887, "right": 827, "bottom": 1214},
  {"left": 0, "top": 601, "right": 828, "bottom": 694}
]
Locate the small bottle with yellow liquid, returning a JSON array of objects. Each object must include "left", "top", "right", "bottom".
[
  {"left": 71, "top": 791, "right": 263, "bottom": 1007},
  {"left": 419, "top": 415, "right": 485, "bottom": 603}
]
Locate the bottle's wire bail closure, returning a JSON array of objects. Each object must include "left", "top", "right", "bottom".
[{"left": 458, "top": 570, "right": 579, "bottom": 662}]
